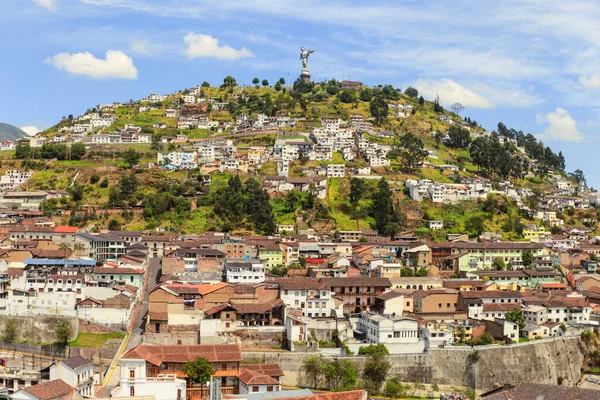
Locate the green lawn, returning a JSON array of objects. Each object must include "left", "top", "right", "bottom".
[{"left": 68, "top": 332, "right": 126, "bottom": 348}]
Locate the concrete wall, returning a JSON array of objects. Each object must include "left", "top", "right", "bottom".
[
  {"left": 0, "top": 315, "right": 79, "bottom": 343},
  {"left": 243, "top": 336, "right": 585, "bottom": 391}
]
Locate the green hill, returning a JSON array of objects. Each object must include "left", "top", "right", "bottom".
[{"left": 0, "top": 123, "right": 26, "bottom": 141}]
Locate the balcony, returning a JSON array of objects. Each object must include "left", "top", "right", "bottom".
[{"left": 186, "top": 386, "right": 237, "bottom": 400}]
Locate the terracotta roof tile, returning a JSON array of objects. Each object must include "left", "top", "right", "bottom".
[
  {"left": 22, "top": 379, "right": 76, "bottom": 400},
  {"left": 121, "top": 344, "right": 243, "bottom": 365}
]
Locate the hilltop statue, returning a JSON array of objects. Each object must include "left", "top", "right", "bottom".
[{"left": 300, "top": 47, "right": 314, "bottom": 83}]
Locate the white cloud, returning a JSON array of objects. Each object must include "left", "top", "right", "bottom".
[
  {"left": 131, "top": 40, "right": 151, "bottom": 55},
  {"left": 579, "top": 75, "right": 600, "bottom": 89},
  {"left": 536, "top": 108, "right": 584, "bottom": 142},
  {"left": 32, "top": 0, "right": 57, "bottom": 12},
  {"left": 184, "top": 33, "right": 253, "bottom": 61},
  {"left": 470, "top": 83, "right": 543, "bottom": 108},
  {"left": 45, "top": 50, "right": 138, "bottom": 79},
  {"left": 20, "top": 126, "right": 40, "bottom": 136},
  {"left": 414, "top": 78, "right": 495, "bottom": 109}
]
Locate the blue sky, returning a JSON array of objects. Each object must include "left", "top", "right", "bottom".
[{"left": 2, "top": 0, "right": 600, "bottom": 188}]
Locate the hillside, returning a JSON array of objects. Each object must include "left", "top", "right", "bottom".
[
  {"left": 0, "top": 122, "right": 26, "bottom": 141},
  {"left": 12, "top": 78, "right": 595, "bottom": 238}
]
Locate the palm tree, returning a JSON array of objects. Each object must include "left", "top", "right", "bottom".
[
  {"left": 58, "top": 242, "right": 73, "bottom": 253},
  {"left": 72, "top": 243, "right": 86, "bottom": 257}
]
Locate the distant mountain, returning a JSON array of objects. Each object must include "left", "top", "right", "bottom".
[{"left": 0, "top": 123, "right": 26, "bottom": 141}]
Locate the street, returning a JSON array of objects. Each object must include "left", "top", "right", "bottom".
[{"left": 127, "top": 257, "right": 161, "bottom": 351}]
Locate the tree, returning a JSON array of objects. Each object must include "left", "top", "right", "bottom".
[
  {"left": 221, "top": 76, "right": 237, "bottom": 88},
  {"left": 183, "top": 357, "right": 215, "bottom": 395},
  {"left": 385, "top": 377, "right": 408, "bottom": 398},
  {"left": 278, "top": 77, "right": 285, "bottom": 85},
  {"left": 262, "top": 79, "right": 269, "bottom": 87},
  {"left": 123, "top": 149, "right": 140, "bottom": 168},
  {"left": 372, "top": 178, "right": 393, "bottom": 234},
  {"left": 418, "top": 95, "right": 424, "bottom": 105},
  {"left": 274, "top": 81, "right": 282, "bottom": 91},
  {"left": 100, "top": 178, "right": 109, "bottom": 188},
  {"left": 568, "top": 169, "right": 587, "bottom": 187},
  {"left": 245, "top": 177, "right": 276, "bottom": 234},
  {"left": 522, "top": 250, "right": 534, "bottom": 267},
  {"left": 299, "top": 255, "right": 307, "bottom": 268},
  {"left": 70, "top": 143, "right": 86, "bottom": 160},
  {"left": 370, "top": 96, "right": 389, "bottom": 125},
  {"left": 396, "top": 133, "right": 427, "bottom": 172},
  {"left": 55, "top": 321, "right": 72, "bottom": 347},
  {"left": 201, "top": 81, "right": 210, "bottom": 87},
  {"left": 492, "top": 257, "right": 506, "bottom": 270},
  {"left": 3, "top": 319, "right": 18, "bottom": 342},
  {"left": 445, "top": 125, "right": 471, "bottom": 148},
  {"left": 358, "top": 343, "right": 389, "bottom": 356},
  {"left": 359, "top": 87, "right": 373, "bottom": 102},
  {"left": 119, "top": 173, "right": 138, "bottom": 197},
  {"left": 108, "top": 218, "right": 121, "bottom": 231},
  {"left": 363, "top": 354, "right": 390, "bottom": 392},
  {"left": 151, "top": 134, "right": 163, "bottom": 152},
  {"left": 252, "top": 77, "right": 260, "bottom": 87},
  {"left": 338, "top": 89, "right": 357, "bottom": 103},
  {"left": 15, "top": 143, "right": 32, "bottom": 159},
  {"left": 451, "top": 102, "right": 465, "bottom": 116},
  {"left": 404, "top": 87, "right": 418, "bottom": 98},
  {"left": 465, "top": 214, "right": 485, "bottom": 237},
  {"left": 505, "top": 307, "right": 526, "bottom": 329},
  {"left": 433, "top": 95, "right": 443, "bottom": 112},
  {"left": 322, "top": 359, "right": 358, "bottom": 391},
  {"left": 214, "top": 175, "right": 246, "bottom": 229},
  {"left": 302, "top": 355, "right": 323, "bottom": 388},
  {"left": 90, "top": 174, "right": 100, "bottom": 184},
  {"left": 349, "top": 178, "right": 367, "bottom": 210},
  {"left": 478, "top": 331, "right": 494, "bottom": 345}
]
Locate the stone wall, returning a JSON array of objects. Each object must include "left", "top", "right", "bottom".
[
  {"left": 243, "top": 337, "right": 586, "bottom": 391},
  {"left": 0, "top": 315, "right": 79, "bottom": 343}
]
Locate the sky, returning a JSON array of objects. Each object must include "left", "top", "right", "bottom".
[{"left": 1, "top": 0, "right": 600, "bottom": 188}]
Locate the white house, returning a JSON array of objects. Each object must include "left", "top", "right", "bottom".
[
  {"left": 112, "top": 357, "right": 185, "bottom": 400},
  {"left": 49, "top": 355, "right": 94, "bottom": 398},
  {"left": 357, "top": 312, "right": 420, "bottom": 345},
  {"left": 428, "top": 220, "right": 444, "bottom": 230},
  {"left": 277, "top": 278, "right": 333, "bottom": 318},
  {"left": 225, "top": 261, "right": 265, "bottom": 284},
  {"left": 325, "top": 164, "right": 345, "bottom": 178},
  {"left": 13, "top": 380, "right": 79, "bottom": 400}
]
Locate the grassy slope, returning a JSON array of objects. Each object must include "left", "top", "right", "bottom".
[{"left": 29, "top": 85, "right": 586, "bottom": 237}]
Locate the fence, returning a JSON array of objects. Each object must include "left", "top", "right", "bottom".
[{"left": 0, "top": 340, "right": 67, "bottom": 359}]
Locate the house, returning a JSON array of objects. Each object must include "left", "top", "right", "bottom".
[
  {"left": 428, "top": 221, "right": 444, "bottom": 230},
  {"left": 49, "top": 356, "right": 94, "bottom": 398},
  {"left": 225, "top": 261, "right": 265, "bottom": 284},
  {"left": 114, "top": 344, "right": 244, "bottom": 400},
  {"left": 481, "top": 383, "right": 600, "bottom": 400},
  {"left": 412, "top": 288, "right": 459, "bottom": 316},
  {"left": 12, "top": 379, "right": 79, "bottom": 400},
  {"left": 325, "top": 164, "right": 345, "bottom": 178},
  {"left": 321, "top": 277, "right": 391, "bottom": 313},
  {"left": 93, "top": 266, "right": 143, "bottom": 287},
  {"left": 356, "top": 312, "right": 421, "bottom": 346},
  {"left": 274, "top": 278, "right": 334, "bottom": 318},
  {"left": 577, "top": 275, "right": 600, "bottom": 291}
]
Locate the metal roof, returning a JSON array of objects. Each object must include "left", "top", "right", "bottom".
[{"left": 25, "top": 258, "right": 96, "bottom": 266}]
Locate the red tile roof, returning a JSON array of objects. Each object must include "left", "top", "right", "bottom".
[
  {"left": 237, "top": 368, "right": 280, "bottom": 385},
  {"left": 22, "top": 379, "right": 76, "bottom": 400},
  {"left": 277, "top": 390, "right": 367, "bottom": 400},
  {"left": 54, "top": 226, "right": 79, "bottom": 233},
  {"left": 121, "top": 344, "right": 243, "bottom": 365},
  {"left": 241, "top": 363, "right": 284, "bottom": 377},
  {"left": 94, "top": 267, "right": 143, "bottom": 275}
]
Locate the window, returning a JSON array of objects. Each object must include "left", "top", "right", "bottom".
[
  {"left": 130, "top": 387, "right": 135, "bottom": 396},
  {"left": 253, "top": 386, "right": 259, "bottom": 392},
  {"left": 438, "top": 303, "right": 442, "bottom": 308},
  {"left": 221, "top": 364, "right": 227, "bottom": 370},
  {"left": 267, "top": 386, "right": 274, "bottom": 392},
  {"left": 129, "top": 369, "right": 135, "bottom": 379}
]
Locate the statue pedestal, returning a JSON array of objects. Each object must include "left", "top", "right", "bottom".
[{"left": 300, "top": 72, "right": 311, "bottom": 83}]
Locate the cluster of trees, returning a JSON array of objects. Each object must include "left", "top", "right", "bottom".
[
  {"left": 15, "top": 142, "right": 86, "bottom": 161},
  {"left": 497, "top": 122, "right": 566, "bottom": 173},
  {"left": 470, "top": 135, "right": 528, "bottom": 180},
  {"left": 444, "top": 125, "right": 471, "bottom": 148},
  {"left": 302, "top": 352, "right": 390, "bottom": 393},
  {"left": 213, "top": 176, "right": 276, "bottom": 234},
  {"left": 371, "top": 179, "right": 407, "bottom": 238},
  {"left": 388, "top": 133, "right": 428, "bottom": 172}
]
